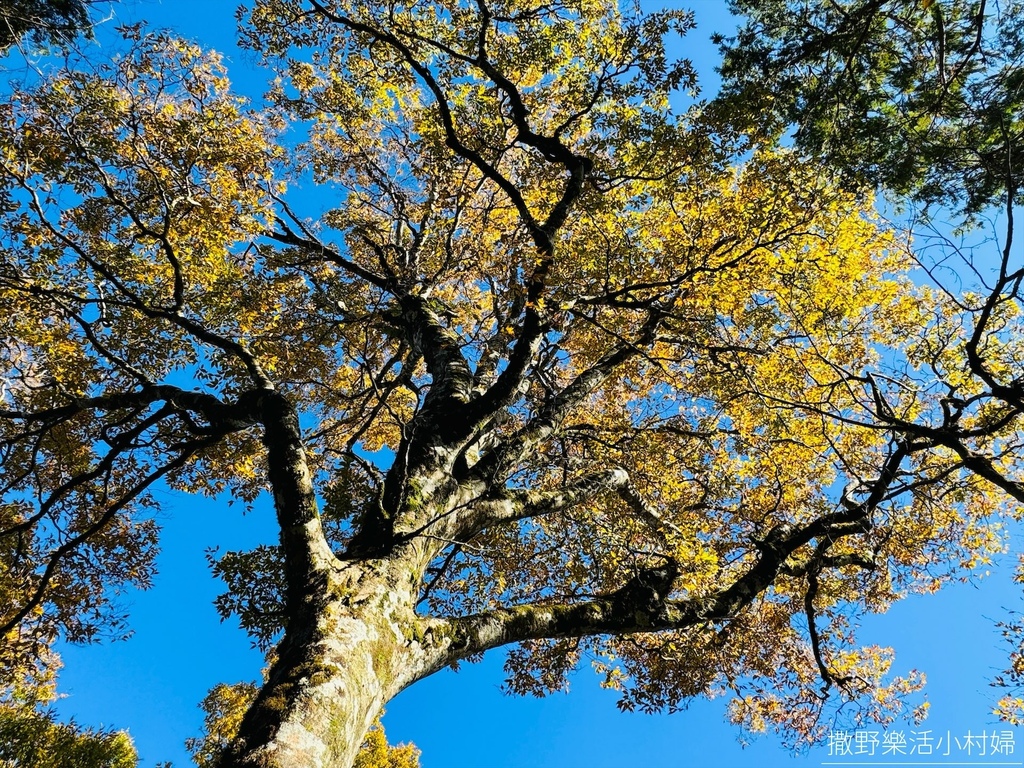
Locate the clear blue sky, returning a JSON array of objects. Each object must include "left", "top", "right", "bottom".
[{"left": 42, "top": 1, "right": 1024, "bottom": 767}]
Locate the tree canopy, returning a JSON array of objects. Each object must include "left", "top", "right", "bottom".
[
  {"left": 0, "top": 0, "right": 1022, "bottom": 766},
  {"left": 717, "top": 0, "right": 1024, "bottom": 216}
]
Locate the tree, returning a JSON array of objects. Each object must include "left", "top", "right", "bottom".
[
  {"left": 717, "top": 0, "right": 1024, "bottom": 216},
  {"left": 0, "top": 2, "right": 1014, "bottom": 767},
  {"left": 0, "top": 636, "right": 138, "bottom": 767},
  {"left": 0, "top": 705, "right": 136, "bottom": 768},
  {"left": 186, "top": 648, "right": 420, "bottom": 767}
]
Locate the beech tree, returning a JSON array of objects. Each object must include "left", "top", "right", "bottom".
[{"left": 0, "top": 1, "right": 1018, "bottom": 766}]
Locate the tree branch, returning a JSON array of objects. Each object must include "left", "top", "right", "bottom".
[
  {"left": 447, "top": 444, "right": 908, "bottom": 659},
  {"left": 256, "top": 390, "right": 338, "bottom": 603},
  {"left": 0, "top": 434, "right": 219, "bottom": 638}
]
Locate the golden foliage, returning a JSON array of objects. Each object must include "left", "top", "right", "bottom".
[{"left": 0, "top": 0, "right": 1020, "bottom": 759}]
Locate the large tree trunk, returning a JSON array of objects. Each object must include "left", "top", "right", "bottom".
[
  {"left": 216, "top": 392, "right": 453, "bottom": 768},
  {"left": 223, "top": 557, "right": 450, "bottom": 768}
]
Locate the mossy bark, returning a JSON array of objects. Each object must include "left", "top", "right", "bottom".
[{"left": 223, "top": 561, "right": 450, "bottom": 768}]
